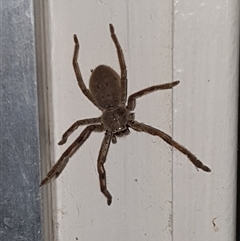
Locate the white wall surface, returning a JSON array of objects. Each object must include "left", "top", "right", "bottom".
[
  {"left": 173, "top": 1, "right": 238, "bottom": 240},
  {"left": 40, "top": 1, "right": 239, "bottom": 241}
]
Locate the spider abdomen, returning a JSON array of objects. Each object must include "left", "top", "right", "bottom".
[
  {"left": 101, "top": 106, "right": 130, "bottom": 133},
  {"left": 89, "top": 65, "right": 122, "bottom": 109}
]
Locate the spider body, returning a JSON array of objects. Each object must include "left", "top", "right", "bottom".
[
  {"left": 41, "top": 24, "right": 211, "bottom": 206},
  {"left": 90, "top": 65, "right": 121, "bottom": 109},
  {"left": 101, "top": 106, "right": 131, "bottom": 134}
]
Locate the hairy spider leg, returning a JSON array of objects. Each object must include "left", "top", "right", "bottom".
[
  {"left": 127, "top": 81, "right": 180, "bottom": 111},
  {"left": 109, "top": 24, "right": 127, "bottom": 105},
  {"left": 97, "top": 132, "right": 113, "bottom": 205},
  {"left": 58, "top": 117, "right": 101, "bottom": 145},
  {"left": 40, "top": 125, "right": 104, "bottom": 186},
  {"left": 129, "top": 121, "right": 211, "bottom": 172},
  {"left": 73, "top": 34, "right": 103, "bottom": 111}
]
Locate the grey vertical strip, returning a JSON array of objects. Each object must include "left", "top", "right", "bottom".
[
  {"left": 0, "top": 1, "right": 42, "bottom": 240},
  {"left": 34, "top": 1, "right": 54, "bottom": 240}
]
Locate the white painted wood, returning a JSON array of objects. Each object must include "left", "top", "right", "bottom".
[
  {"left": 173, "top": 1, "right": 238, "bottom": 241},
  {"left": 45, "top": 1, "right": 173, "bottom": 240}
]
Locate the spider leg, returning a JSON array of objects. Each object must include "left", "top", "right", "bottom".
[
  {"left": 40, "top": 124, "right": 104, "bottom": 186},
  {"left": 109, "top": 24, "right": 127, "bottom": 104},
  {"left": 129, "top": 120, "right": 211, "bottom": 172},
  {"left": 127, "top": 81, "right": 180, "bottom": 111},
  {"left": 97, "top": 132, "right": 112, "bottom": 205},
  {"left": 73, "top": 35, "right": 102, "bottom": 110},
  {"left": 58, "top": 117, "right": 101, "bottom": 145}
]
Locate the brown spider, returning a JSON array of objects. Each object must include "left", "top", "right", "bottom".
[{"left": 41, "top": 24, "right": 211, "bottom": 205}]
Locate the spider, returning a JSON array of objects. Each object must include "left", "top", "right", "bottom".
[{"left": 41, "top": 24, "right": 211, "bottom": 205}]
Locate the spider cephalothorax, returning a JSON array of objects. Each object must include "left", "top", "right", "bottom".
[
  {"left": 41, "top": 24, "right": 211, "bottom": 206},
  {"left": 102, "top": 106, "right": 131, "bottom": 133}
]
